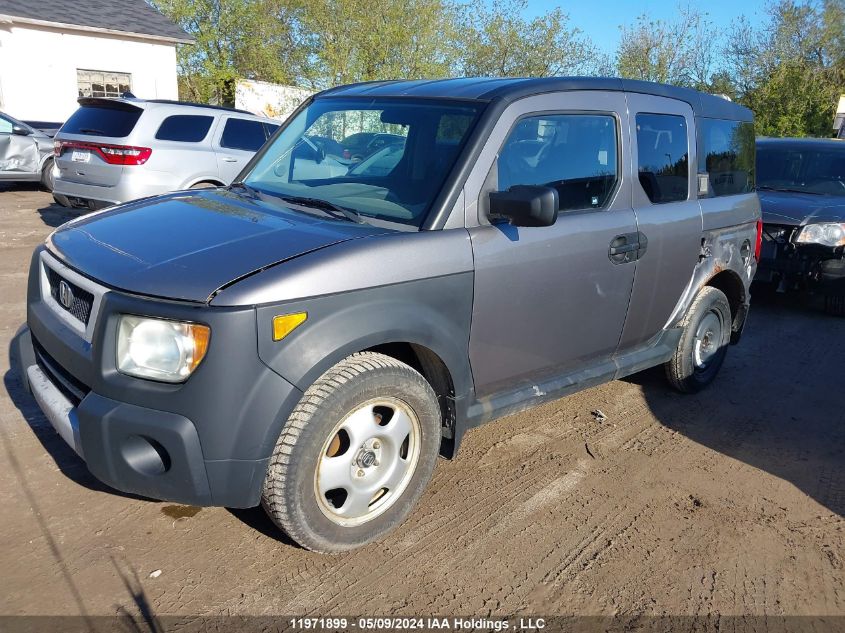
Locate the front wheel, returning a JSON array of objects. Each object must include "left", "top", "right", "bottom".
[
  {"left": 665, "top": 286, "right": 732, "bottom": 393},
  {"left": 262, "top": 352, "right": 442, "bottom": 553}
]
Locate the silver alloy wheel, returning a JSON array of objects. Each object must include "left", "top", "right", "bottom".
[
  {"left": 315, "top": 397, "right": 421, "bottom": 527},
  {"left": 693, "top": 310, "right": 723, "bottom": 369}
]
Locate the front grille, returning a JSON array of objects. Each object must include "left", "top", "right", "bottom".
[
  {"left": 45, "top": 267, "right": 94, "bottom": 325},
  {"left": 762, "top": 224, "right": 796, "bottom": 244},
  {"left": 32, "top": 337, "right": 91, "bottom": 407}
]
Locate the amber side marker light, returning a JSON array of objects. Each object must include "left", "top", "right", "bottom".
[{"left": 273, "top": 312, "right": 307, "bottom": 341}]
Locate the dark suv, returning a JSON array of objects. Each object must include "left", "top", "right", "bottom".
[{"left": 16, "top": 77, "right": 760, "bottom": 552}]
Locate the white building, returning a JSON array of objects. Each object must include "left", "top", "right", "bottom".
[{"left": 0, "top": 0, "right": 192, "bottom": 123}]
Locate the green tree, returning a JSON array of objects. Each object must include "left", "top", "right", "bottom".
[
  {"left": 453, "top": 0, "right": 603, "bottom": 77},
  {"left": 616, "top": 4, "right": 720, "bottom": 89},
  {"left": 300, "top": 0, "right": 458, "bottom": 87},
  {"left": 725, "top": 0, "right": 845, "bottom": 137},
  {"left": 151, "top": 0, "right": 311, "bottom": 104}
]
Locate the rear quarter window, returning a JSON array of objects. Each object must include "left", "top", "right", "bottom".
[
  {"left": 155, "top": 115, "right": 214, "bottom": 142},
  {"left": 220, "top": 118, "right": 267, "bottom": 152},
  {"left": 61, "top": 104, "right": 142, "bottom": 138},
  {"left": 697, "top": 119, "right": 755, "bottom": 196}
]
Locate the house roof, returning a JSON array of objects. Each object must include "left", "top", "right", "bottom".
[
  {"left": 321, "top": 77, "right": 754, "bottom": 121},
  {"left": 0, "top": 0, "right": 193, "bottom": 43}
]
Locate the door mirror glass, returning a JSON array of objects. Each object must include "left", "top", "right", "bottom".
[{"left": 489, "top": 185, "right": 558, "bottom": 227}]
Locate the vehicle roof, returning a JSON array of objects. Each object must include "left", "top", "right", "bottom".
[
  {"left": 77, "top": 97, "right": 261, "bottom": 118},
  {"left": 319, "top": 77, "right": 753, "bottom": 121},
  {"left": 757, "top": 136, "right": 844, "bottom": 147}
]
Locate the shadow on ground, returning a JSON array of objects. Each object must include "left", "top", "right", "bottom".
[
  {"left": 0, "top": 182, "right": 78, "bottom": 227},
  {"left": 629, "top": 289, "right": 845, "bottom": 518}
]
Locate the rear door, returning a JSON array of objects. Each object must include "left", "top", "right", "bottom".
[
  {"left": 54, "top": 99, "right": 144, "bottom": 188},
  {"left": 213, "top": 116, "right": 272, "bottom": 183},
  {"left": 616, "top": 94, "right": 701, "bottom": 351},
  {"left": 0, "top": 114, "right": 39, "bottom": 179}
]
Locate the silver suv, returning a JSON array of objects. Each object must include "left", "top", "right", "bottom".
[{"left": 52, "top": 98, "right": 278, "bottom": 210}]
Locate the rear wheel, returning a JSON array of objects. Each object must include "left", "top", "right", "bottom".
[
  {"left": 262, "top": 352, "right": 441, "bottom": 553},
  {"left": 40, "top": 158, "right": 55, "bottom": 192},
  {"left": 189, "top": 181, "right": 219, "bottom": 190},
  {"left": 665, "top": 286, "right": 732, "bottom": 393}
]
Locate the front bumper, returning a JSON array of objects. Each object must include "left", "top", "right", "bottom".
[
  {"left": 755, "top": 224, "right": 845, "bottom": 294},
  {"left": 19, "top": 247, "right": 304, "bottom": 507}
]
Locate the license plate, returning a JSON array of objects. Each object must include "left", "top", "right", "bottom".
[{"left": 71, "top": 150, "right": 90, "bottom": 163}]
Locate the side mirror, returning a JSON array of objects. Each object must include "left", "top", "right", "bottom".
[
  {"left": 488, "top": 185, "right": 558, "bottom": 227},
  {"left": 11, "top": 125, "right": 32, "bottom": 136}
]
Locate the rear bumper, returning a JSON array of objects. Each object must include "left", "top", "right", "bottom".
[{"left": 52, "top": 170, "right": 181, "bottom": 209}]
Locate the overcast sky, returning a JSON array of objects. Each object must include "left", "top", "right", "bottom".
[{"left": 513, "top": 0, "right": 770, "bottom": 55}]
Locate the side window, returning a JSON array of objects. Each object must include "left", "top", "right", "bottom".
[
  {"left": 636, "top": 113, "right": 689, "bottom": 203},
  {"left": 497, "top": 114, "right": 619, "bottom": 211},
  {"left": 155, "top": 115, "right": 214, "bottom": 142},
  {"left": 263, "top": 122, "right": 280, "bottom": 139},
  {"left": 0, "top": 117, "right": 12, "bottom": 134},
  {"left": 697, "top": 118, "right": 755, "bottom": 197},
  {"left": 220, "top": 118, "right": 267, "bottom": 152}
]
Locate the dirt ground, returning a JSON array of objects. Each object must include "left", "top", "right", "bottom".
[{"left": 0, "top": 184, "right": 842, "bottom": 625}]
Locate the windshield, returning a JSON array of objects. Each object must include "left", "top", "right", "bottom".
[
  {"left": 243, "top": 98, "right": 483, "bottom": 228},
  {"left": 757, "top": 144, "right": 845, "bottom": 196}
]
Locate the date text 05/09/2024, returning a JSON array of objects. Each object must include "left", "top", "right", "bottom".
[{"left": 288, "top": 617, "right": 547, "bottom": 631}]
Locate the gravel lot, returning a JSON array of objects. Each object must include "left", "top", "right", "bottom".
[{"left": 0, "top": 184, "right": 842, "bottom": 624}]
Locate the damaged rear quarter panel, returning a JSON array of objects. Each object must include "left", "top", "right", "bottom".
[{"left": 663, "top": 192, "right": 760, "bottom": 334}]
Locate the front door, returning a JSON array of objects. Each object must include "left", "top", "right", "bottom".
[{"left": 466, "top": 92, "right": 638, "bottom": 399}]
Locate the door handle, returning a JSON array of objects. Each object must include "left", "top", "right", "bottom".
[
  {"left": 221, "top": 156, "right": 238, "bottom": 163},
  {"left": 609, "top": 242, "right": 638, "bottom": 255},
  {"left": 609, "top": 232, "right": 648, "bottom": 264}
]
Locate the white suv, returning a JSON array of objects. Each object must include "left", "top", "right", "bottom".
[{"left": 52, "top": 98, "right": 278, "bottom": 210}]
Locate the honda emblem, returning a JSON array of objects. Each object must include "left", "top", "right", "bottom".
[{"left": 58, "top": 280, "right": 74, "bottom": 309}]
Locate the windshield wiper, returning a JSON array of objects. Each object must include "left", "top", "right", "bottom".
[
  {"left": 277, "top": 195, "right": 364, "bottom": 224},
  {"left": 78, "top": 127, "right": 107, "bottom": 135},
  {"left": 227, "top": 181, "right": 261, "bottom": 199}
]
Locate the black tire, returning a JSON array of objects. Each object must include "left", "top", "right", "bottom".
[
  {"left": 261, "top": 352, "right": 441, "bottom": 553},
  {"left": 40, "top": 158, "right": 55, "bottom": 192},
  {"left": 824, "top": 294, "right": 845, "bottom": 317},
  {"left": 665, "top": 286, "right": 732, "bottom": 393}
]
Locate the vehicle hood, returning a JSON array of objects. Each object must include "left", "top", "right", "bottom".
[
  {"left": 759, "top": 190, "right": 845, "bottom": 226},
  {"left": 47, "top": 189, "right": 390, "bottom": 303}
]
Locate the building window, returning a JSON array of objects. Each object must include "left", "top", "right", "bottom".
[{"left": 77, "top": 70, "right": 132, "bottom": 99}]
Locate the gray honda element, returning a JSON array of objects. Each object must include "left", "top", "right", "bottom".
[{"left": 16, "top": 78, "right": 761, "bottom": 552}]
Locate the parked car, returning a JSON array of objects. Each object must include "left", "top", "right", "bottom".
[
  {"left": 0, "top": 112, "right": 56, "bottom": 190},
  {"left": 22, "top": 121, "right": 63, "bottom": 138},
  {"left": 16, "top": 78, "right": 760, "bottom": 553},
  {"left": 52, "top": 98, "right": 279, "bottom": 210},
  {"left": 754, "top": 137, "right": 845, "bottom": 314}
]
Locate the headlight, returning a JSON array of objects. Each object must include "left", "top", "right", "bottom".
[
  {"left": 117, "top": 315, "right": 210, "bottom": 383},
  {"left": 795, "top": 223, "right": 845, "bottom": 247}
]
